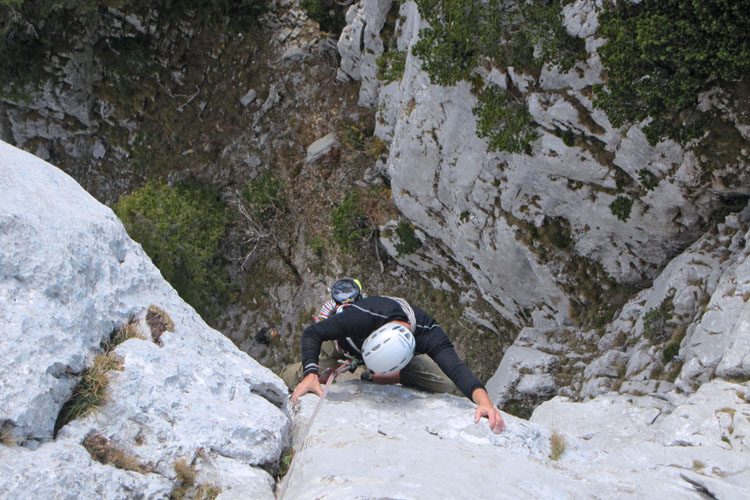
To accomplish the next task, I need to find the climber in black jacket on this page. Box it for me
[290,294,505,433]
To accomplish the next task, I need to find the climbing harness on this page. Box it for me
[275,356,360,500]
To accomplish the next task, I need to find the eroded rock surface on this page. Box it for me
[0,141,290,498]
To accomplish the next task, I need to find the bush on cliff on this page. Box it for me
[595,0,750,145]
[413,0,583,153]
[114,179,231,321]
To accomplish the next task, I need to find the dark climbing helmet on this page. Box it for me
[331,278,363,304]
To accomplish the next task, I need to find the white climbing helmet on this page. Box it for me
[361,321,415,375]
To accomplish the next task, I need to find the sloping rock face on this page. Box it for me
[367,0,750,328]
[0,141,289,498]
[282,379,750,499]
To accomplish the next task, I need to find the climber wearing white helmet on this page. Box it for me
[283,278,459,394]
[287,288,505,434]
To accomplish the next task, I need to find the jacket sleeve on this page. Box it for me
[420,326,485,399]
[300,316,348,376]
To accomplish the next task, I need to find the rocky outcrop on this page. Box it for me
[337,0,393,107]
[0,141,289,498]
[282,379,750,498]
[368,0,749,330]
[485,205,750,409]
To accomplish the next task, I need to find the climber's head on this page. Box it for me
[361,321,415,375]
[331,277,363,305]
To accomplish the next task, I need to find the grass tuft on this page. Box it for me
[1,424,16,447]
[172,458,221,500]
[110,318,143,347]
[550,429,566,461]
[83,432,144,472]
[55,353,123,431]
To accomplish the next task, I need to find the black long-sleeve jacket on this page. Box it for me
[300,296,485,399]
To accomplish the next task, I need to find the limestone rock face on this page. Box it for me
[0,440,173,499]
[282,379,750,498]
[337,0,393,108]
[0,141,289,498]
[363,1,749,330]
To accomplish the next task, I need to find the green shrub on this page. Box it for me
[595,0,750,145]
[473,84,538,154]
[394,221,422,256]
[609,195,633,222]
[114,179,230,321]
[341,122,375,150]
[643,295,674,344]
[242,171,285,222]
[638,169,659,191]
[330,192,370,254]
[301,0,346,35]
[376,49,407,84]
[309,236,325,258]
[413,0,585,88]
[413,0,481,86]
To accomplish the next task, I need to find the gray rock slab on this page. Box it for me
[0,439,172,499]
[280,380,750,499]
[305,133,337,163]
[240,89,257,106]
[60,338,289,476]
[0,141,290,497]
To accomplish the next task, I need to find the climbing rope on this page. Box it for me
[275,358,359,500]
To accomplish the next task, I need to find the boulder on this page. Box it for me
[305,133,337,163]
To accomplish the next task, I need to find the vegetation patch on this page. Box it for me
[638,169,659,191]
[549,429,566,461]
[114,179,231,322]
[643,294,675,344]
[662,325,686,363]
[55,352,123,432]
[0,0,268,100]
[413,0,584,87]
[301,0,347,35]
[330,192,371,254]
[473,84,538,154]
[377,49,407,84]
[146,306,175,345]
[394,221,422,257]
[341,121,375,151]
[609,195,633,222]
[242,171,286,222]
[594,0,750,145]
[172,458,221,500]
[83,432,145,473]
[412,0,585,154]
